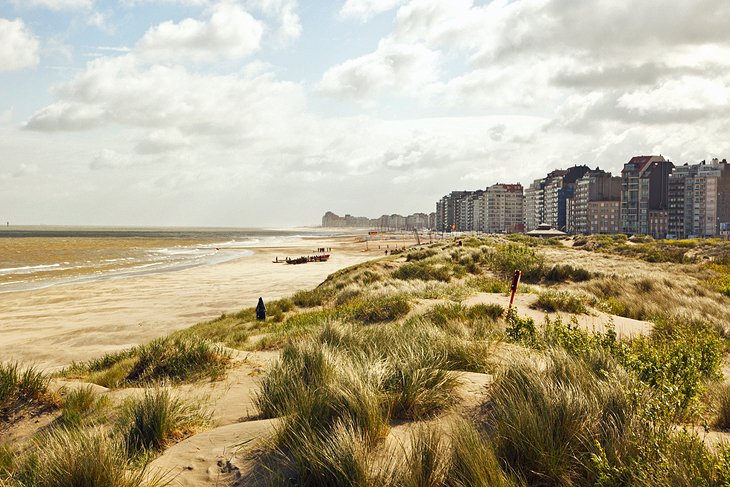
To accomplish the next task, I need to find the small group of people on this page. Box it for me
[316,247,332,253]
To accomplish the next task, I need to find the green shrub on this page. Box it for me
[486,244,544,282]
[406,249,439,261]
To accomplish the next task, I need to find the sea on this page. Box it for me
[0,226,344,293]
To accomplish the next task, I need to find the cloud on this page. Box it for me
[0,19,40,72]
[318,38,439,99]
[339,0,406,21]
[246,0,301,44]
[11,0,93,9]
[137,2,264,62]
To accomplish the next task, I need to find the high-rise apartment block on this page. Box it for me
[485,183,524,233]
[620,155,674,237]
[567,169,622,235]
[668,159,730,238]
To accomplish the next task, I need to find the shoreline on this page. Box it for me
[0,234,388,371]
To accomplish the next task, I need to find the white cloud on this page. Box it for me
[318,38,440,99]
[0,18,40,72]
[11,0,93,10]
[339,0,406,21]
[246,0,301,45]
[137,2,264,62]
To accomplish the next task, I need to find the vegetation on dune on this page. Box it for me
[5,428,169,487]
[533,289,593,314]
[63,336,231,388]
[9,235,730,487]
[60,385,108,427]
[120,388,206,456]
[0,363,56,421]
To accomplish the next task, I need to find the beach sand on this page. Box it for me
[0,235,385,371]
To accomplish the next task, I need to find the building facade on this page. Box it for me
[568,169,621,235]
[668,159,730,238]
[621,155,674,237]
[485,183,524,233]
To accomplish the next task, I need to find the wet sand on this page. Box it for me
[0,235,381,371]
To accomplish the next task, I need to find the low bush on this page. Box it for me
[486,244,544,282]
[406,248,439,261]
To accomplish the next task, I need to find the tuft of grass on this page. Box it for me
[393,260,452,282]
[533,289,591,314]
[448,420,516,487]
[65,336,231,388]
[0,362,54,419]
[60,385,108,427]
[351,294,411,324]
[480,350,640,486]
[292,286,334,308]
[397,425,450,487]
[544,264,593,283]
[120,388,206,456]
[15,428,169,487]
[272,418,376,487]
[714,383,730,430]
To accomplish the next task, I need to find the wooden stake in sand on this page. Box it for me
[508,270,522,311]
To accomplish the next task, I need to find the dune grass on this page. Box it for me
[60,385,109,427]
[64,336,231,388]
[533,289,592,314]
[9,428,169,487]
[0,363,55,420]
[120,388,206,456]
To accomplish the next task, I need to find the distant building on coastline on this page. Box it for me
[620,155,674,237]
[668,159,730,238]
[567,169,622,235]
[321,211,433,230]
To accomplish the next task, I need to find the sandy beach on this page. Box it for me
[0,235,386,371]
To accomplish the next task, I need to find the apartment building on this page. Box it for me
[668,159,730,238]
[485,183,524,233]
[542,166,591,231]
[621,155,674,237]
[524,179,545,231]
[567,169,621,235]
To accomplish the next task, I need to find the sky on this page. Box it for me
[1,0,730,227]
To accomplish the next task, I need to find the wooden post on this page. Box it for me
[508,270,522,311]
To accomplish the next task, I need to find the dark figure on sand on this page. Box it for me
[256,297,266,321]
